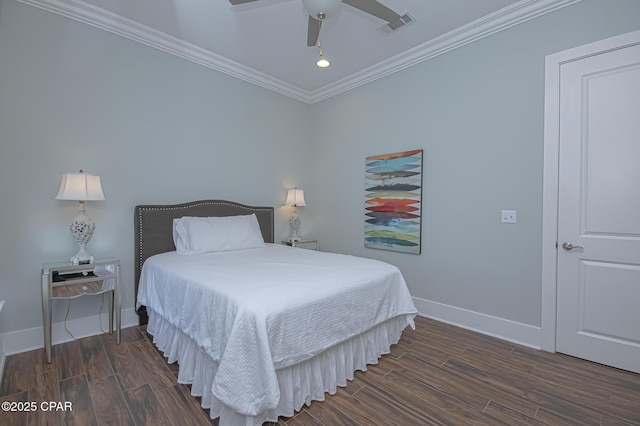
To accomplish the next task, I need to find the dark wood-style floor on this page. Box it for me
[1,316,639,425]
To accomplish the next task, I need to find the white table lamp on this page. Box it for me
[285,188,306,243]
[55,170,105,264]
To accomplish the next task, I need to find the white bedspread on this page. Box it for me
[137,243,417,417]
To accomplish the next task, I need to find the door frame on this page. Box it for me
[541,29,640,352]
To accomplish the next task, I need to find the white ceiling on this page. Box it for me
[20,0,578,102]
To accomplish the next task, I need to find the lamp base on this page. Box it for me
[289,212,302,243]
[70,245,95,265]
[69,206,96,265]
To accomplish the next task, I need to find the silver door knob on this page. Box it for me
[562,242,584,250]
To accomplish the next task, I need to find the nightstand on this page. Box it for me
[281,240,319,250]
[41,257,121,363]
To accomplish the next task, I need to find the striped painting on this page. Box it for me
[365,149,423,254]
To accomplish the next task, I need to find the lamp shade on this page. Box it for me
[55,171,105,201]
[285,188,306,207]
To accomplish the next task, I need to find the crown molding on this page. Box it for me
[311,0,582,103]
[17,0,580,104]
[16,0,314,103]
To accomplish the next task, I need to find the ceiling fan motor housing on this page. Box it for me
[302,0,341,20]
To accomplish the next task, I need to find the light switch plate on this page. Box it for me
[501,210,516,223]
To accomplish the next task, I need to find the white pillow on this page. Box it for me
[173,214,265,254]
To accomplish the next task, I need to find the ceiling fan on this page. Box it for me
[229,0,402,47]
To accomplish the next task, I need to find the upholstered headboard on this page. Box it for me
[134,200,274,324]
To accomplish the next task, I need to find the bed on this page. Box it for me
[134,200,418,425]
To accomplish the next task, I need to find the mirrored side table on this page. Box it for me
[41,257,121,363]
[281,240,318,250]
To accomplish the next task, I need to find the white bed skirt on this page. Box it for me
[146,309,415,426]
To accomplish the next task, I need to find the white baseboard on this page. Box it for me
[0,300,5,384]
[0,307,139,357]
[0,330,4,386]
[413,296,542,349]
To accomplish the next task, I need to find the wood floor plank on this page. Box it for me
[31,347,57,376]
[421,317,517,354]
[362,353,406,377]
[284,410,324,426]
[303,399,362,426]
[395,324,419,345]
[514,377,607,424]
[441,357,557,418]
[362,367,497,426]
[348,384,437,425]
[59,374,98,426]
[534,405,602,426]
[151,350,180,376]
[116,326,146,344]
[424,355,538,417]
[394,352,491,411]
[128,340,177,392]
[0,350,37,396]
[445,354,602,426]
[0,391,29,426]
[393,337,451,365]
[79,336,112,382]
[28,369,62,426]
[2,319,639,425]
[339,375,366,396]
[53,340,85,381]
[494,355,631,425]
[483,400,548,426]
[410,328,470,356]
[526,387,604,426]
[444,349,544,405]
[123,384,172,426]
[601,415,636,426]
[527,362,640,422]
[313,388,393,425]
[101,337,147,392]
[609,392,640,423]
[461,345,538,373]
[533,355,640,399]
[153,384,214,426]
[88,375,134,425]
[178,383,214,419]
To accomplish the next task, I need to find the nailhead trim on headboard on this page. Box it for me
[133,200,275,324]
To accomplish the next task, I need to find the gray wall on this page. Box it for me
[307,0,640,327]
[1,0,640,336]
[0,0,312,331]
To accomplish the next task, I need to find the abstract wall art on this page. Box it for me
[365,149,423,254]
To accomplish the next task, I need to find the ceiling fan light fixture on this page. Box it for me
[316,57,330,68]
[316,41,330,68]
[302,0,341,20]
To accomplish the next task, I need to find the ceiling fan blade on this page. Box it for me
[342,0,401,23]
[307,16,322,47]
[229,0,259,5]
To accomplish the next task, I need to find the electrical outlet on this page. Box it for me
[501,210,516,223]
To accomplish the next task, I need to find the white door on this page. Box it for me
[555,37,640,373]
